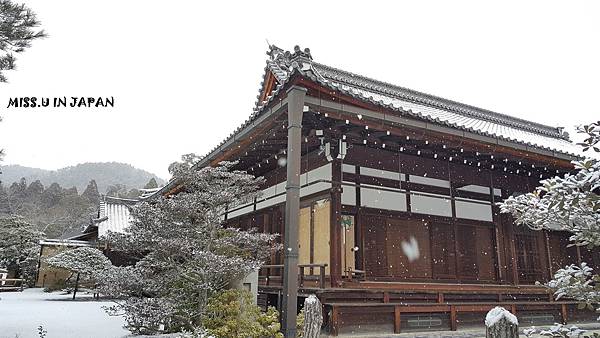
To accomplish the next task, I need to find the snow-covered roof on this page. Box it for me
[146,45,582,200]
[257,45,579,157]
[39,239,93,247]
[139,187,161,199]
[96,196,136,237]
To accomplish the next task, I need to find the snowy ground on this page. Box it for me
[0,288,130,338]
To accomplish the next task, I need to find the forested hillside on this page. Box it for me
[0,162,165,194]
[0,162,164,238]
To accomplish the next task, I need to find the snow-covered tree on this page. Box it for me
[101,154,280,334]
[0,215,43,284]
[47,246,111,280]
[500,121,600,319]
[47,246,112,298]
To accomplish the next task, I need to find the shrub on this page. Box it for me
[203,289,283,338]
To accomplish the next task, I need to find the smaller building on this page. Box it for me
[69,196,136,242]
[35,239,94,288]
[36,196,135,288]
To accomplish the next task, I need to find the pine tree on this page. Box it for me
[100,154,280,334]
[25,180,44,198]
[143,178,158,189]
[0,215,43,284]
[0,182,11,214]
[81,179,100,204]
[40,182,63,208]
[0,0,46,82]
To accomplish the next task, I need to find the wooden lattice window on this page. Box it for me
[515,232,543,283]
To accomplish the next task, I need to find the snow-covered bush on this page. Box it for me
[0,215,43,285]
[523,323,586,337]
[47,246,111,279]
[100,155,280,334]
[46,246,112,295]
[500,121,600,317]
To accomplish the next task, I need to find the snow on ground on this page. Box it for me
[0,288,129,338]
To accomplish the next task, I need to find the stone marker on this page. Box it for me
[485,306,519,338]
[303,295,323,338]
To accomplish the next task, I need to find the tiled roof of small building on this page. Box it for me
[96,196,136,237]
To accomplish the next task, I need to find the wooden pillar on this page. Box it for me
[331,306,339,336]
[545,231,554,280]
[490,170,506,283]
[281,85,307,338]
[330,159,343,287]
[450,305,457,331]
[394,306,401,333]
[561,304,568,324]
[505,219,520,285]
[354,165,364,271]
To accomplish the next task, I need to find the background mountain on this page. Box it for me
[0,162,165,239]
[0,162,165,194]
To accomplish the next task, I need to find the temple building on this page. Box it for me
[154,45,593,335]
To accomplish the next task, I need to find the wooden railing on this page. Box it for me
[0,278,25,292]
[260,263,328,289]
[299,264,327,289]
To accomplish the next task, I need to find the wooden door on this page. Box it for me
[364,215,388,277]
[431,222,456,279]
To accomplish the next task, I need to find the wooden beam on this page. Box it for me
[297,79,574,170]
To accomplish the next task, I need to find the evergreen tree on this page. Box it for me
[0,182,11,214]
[25,179,44,198]
[143,178,158,189]
[0,0,46,82]
[81,179,100,204]
[100,155,280,334]
[0,215,43,284]
[8,177,26,197]
[41,182,63,208]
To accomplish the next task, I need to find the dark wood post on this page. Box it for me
[330,159,343,287]
[72,272,80,300]
[281,85,307,338]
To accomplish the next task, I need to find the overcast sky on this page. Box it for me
[0,1,598,179]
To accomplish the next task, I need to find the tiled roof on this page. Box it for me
[256,45,580,157]
[97,196,136,237]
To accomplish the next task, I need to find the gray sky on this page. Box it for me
[0,1,598,179]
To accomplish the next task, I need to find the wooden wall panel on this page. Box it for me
[431,223,456,278]
[475,226,496,281]
[456,225,478,278]
[365,218,432,279]
[548,231,578,272]
[314,200,331,274]
[364,215,388,277]
[299,206,311,266]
